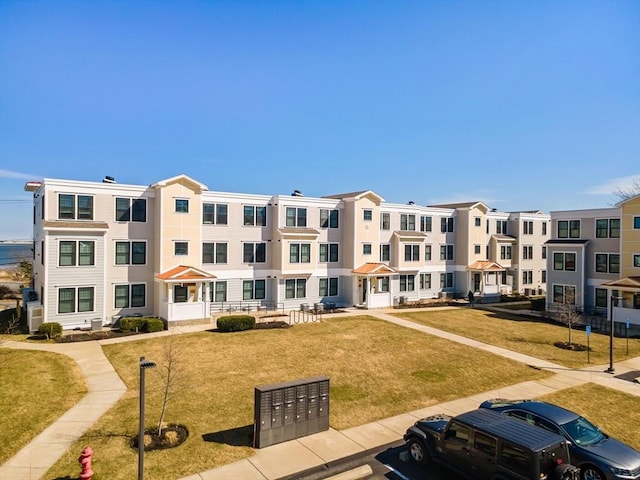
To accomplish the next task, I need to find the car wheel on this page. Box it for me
[407,438,430,465]
[554,463,580,480]
[581,465,604,480]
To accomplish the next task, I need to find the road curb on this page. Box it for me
[324,465,373,480]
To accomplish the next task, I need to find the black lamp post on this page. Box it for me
[605,296,622,374]
[138,356,157,480]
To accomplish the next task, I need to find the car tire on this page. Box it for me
[554,463,580,480]
[581,465,605,480]
[407,438,430,465]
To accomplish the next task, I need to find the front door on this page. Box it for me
[362,278,367,303]
[473,273,481,293]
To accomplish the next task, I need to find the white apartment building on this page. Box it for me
[24,174,550,330]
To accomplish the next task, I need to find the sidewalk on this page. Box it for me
[1,308,639,480]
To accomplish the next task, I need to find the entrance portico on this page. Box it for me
[156,265,217,323]
[352,262,397,309]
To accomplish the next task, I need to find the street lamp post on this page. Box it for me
[606,296,622,374]
[138,356,157,480]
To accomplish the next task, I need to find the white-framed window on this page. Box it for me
[58,193,93,220]
[522,245,533,260]
[203,242,228,264]
[175,198,189,213]
[440,244,454,260]
[209,281,228,302]
[399,274,415,291]
[474,217,481,227]
[404,244,420,261]
[400,214,416,231]
[114,283,146,308]
[243,279,266,300]
[595,253,620,274]
[243,242,266,263]
[496,220,508,234]
[420,215,432,232]
[500,245,512,260]
[380,244,390,262]
[59,240,95,266]
[522,270,533,285]
[634,216,640,229]
[174,241,189,256]
[441,217,454,233]
[363,243,372,255]
[541,270,546,283]
[363,209,373,221]
[203,203,228,225]
[58,286,94,314]
[319,277,338,297]
[634,254,640,268]
[542,246,547,259]
[376,276,389,292]
[595,218,620,238]
[474,244,481,255]
[319,243,339,262]
[523,221,533,234]
[286,207,307,227]
[425,244,432,261]
[440,272,454,288]
[553,252,576,271]
[289,243,311,263]
[595,288,607,308]
[558,220,580,238]
[285,278,306,299]
[115,197,146,222]
[381,212,390,230]
[243,205,267,226]
[115,241,146,265]
[542,222,548,235]
[553,284,575,304]
[320,209,339,228]
[420,273,431,289]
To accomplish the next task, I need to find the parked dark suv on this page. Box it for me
[404,408,580,480]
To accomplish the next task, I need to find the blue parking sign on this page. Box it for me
[586,326,591,335]
[626,320,630,329]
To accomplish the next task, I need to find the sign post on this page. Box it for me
[585,325,591,364]
[626,321,630,356]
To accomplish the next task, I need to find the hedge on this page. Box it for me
[120,317,164,333]
[38,322,62,339]
[217,315,256,332]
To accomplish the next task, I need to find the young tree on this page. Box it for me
[557,289,582,349]
[156,335,186,436]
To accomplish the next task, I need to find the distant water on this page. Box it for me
[0,243,33,267]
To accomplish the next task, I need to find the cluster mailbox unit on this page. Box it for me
[253,376,330,448]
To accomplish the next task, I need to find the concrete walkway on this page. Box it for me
[1,307,639,480]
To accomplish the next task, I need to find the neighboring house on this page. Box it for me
[23,174,550,330]
[545,195,640,336]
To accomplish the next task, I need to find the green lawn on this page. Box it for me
[395,308,640,368]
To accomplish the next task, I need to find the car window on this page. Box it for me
[447,421,470,443]
[474,431,497,456]
[506,410,535,426]
[535,417,560,435]
[562,417,605,446]
[499,441,531,476]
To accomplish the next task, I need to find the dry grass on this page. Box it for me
[45,315,550,480]
[542,383,640,450]
[0,349,87,464]
[395,308,640,368]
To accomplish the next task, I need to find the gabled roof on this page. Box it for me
[151,174,208,192]
[600,277,640,288]
[322,190,385,204]
[491,234,516,243]
[156,265,216,281]
[352,262,397,275]
[616,193,640,207]
[428,201,489,213]
[467,260,506,271]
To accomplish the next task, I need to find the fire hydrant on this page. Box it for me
[78,445,93,480]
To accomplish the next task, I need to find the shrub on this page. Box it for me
[217,315,256,332]
[38,322,62,339]
[120,317,164,333]
[143,318,164,332]
[0,285,12,299]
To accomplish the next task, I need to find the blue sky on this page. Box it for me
[1,0,638,241]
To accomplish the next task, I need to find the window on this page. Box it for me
[400,214,416,231]
[115,197,146,222]
[420,273,431,289]
[523,220,533,234]
[553,284,576,304]
[596,218,620,238]
[319,277,338,297]
[243,242,266,263]
[553,252,576,271]
[499,441,530,476]
[175,198,189,213]
[595,253,619,273]
[58,286,94,314]
[425,244,432,261]
[243,205,267,226]
[380,244,390,262]
[558,220,580,238]
[209,281,227,302]
[634,216,640,229]
[203,242,228,264]
[595,288,607,308]
[399,274,415,291]
[474,217,481,227]
[496,220,508,234]
[285,278,306,299]
[447,422,470,442]
[286,207,307,227]
[174,241,188,256]
[115,241,146,265]
[363,209,373,221]
[114,284,146,308]
[203,203,228,225]
[58,194,93,220]
[319,243,339,262]
[441,272,454,288]
[381,212,390,230]
[441,217,454,232]
[174,285,188,303]
[289,243,311,263]
[59,240,95,266]
[404,244,420,261]
[522,245,533,260]
[363,243,372,255]
[522,270,533,285]
[475,432,497,456]
[377,277,389,292]
[500,245,512,260]
[420,215,432,232]
[541,270,546,283]
[440,244,454,260]
[474,244,481,254]
[542,246,547,259]
[634,254,640,268]
[320,209,339,228]
[243,279,266,300]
